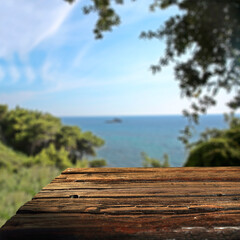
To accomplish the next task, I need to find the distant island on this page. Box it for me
[105,118,122,124]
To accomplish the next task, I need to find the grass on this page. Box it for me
[0,142,60,227]
[0,141,106,227]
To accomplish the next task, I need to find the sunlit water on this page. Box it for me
[61,115,227,167]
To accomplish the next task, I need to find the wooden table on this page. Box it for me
[1,167,240,239]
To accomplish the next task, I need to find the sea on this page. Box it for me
[61,115,227,167]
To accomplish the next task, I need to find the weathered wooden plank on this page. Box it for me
[34,188,240,199]
[18,200,240,214]
[62,167,240,174]
[42,181,240,190]
[19,195,240,206]
[4,211,240,228]
[1,167,240,240]
[55,168,240,183]
[2,212,240,239]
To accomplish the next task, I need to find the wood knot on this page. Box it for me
[70,195,80,198]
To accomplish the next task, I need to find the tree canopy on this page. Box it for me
[66,0,240,120]
[0,104,107,227]
[63,1,240,166]
[145,1,240,117]
[55,125,104,164]
[66,0,240,149]
[185,114,240,166]
[0,105,105,165]
[1,106,61,155]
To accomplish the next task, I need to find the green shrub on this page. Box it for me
[142,152,170,168]
[185,115,240,167]
[74,159,89,168]
[34,143,72,170]
[89,159,107,167]
[185,138,240,167]
[0,142,32,172]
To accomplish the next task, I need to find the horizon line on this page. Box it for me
[58,113,231,118]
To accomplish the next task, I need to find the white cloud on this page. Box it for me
[9,65,20,83]
[73,43,93,68]
[0,0,77,59]
[32,2,75,49]
[25,66,35,84]
[41,60,56,83]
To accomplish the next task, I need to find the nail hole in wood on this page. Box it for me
[70,195,79,198]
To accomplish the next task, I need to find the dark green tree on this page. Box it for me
[0,105,105,163]
[1,106,61,155]
[55,126,82,152]
[143,0,240,115]
[34,143,72,170]
[185,114,240,166]
[0,105,7,123]
[185,138,240,167]
[55,126,105,163]
[0,105,8,141]
[89,158,107,167]
[75,131,105,161]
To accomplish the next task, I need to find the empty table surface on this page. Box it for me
[1,167,240,239]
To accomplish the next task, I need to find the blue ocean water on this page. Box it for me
[61,115,227,167]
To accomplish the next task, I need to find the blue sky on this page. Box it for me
[0,0,233,116]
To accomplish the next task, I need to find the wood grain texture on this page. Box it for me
[1,167,240,239]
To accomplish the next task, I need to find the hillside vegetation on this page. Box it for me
[0,105,106,227]
[0,141,61,226]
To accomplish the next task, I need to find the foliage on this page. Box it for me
[0,105,105,163]
[1,106,61,155]
[143,0,240,146]
[144,1,240,113]
[0,165,60,227]
[65,0,129,39]
[65,0,240,147]
[89,158,107,167]
[74,159,89,168]
[0,139,106,227]
[66,1,240,113]
[146,0,240,146]
[185,115,240,166]
[76,131,105,159]
[55,126,82,151]
[34,143,72,170]
[0,104,8,121]
[185,138,240,167]
[0,141,60,227]
[0,105,107,227]
[142,152,170,167]
[0,141,32,172]
[0,104,8,141]
[55,126,105,164]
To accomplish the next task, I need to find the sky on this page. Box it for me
[0,0,234,116]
